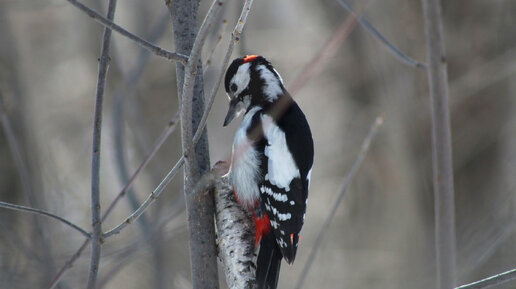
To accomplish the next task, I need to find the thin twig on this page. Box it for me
[421,0,456,288]
[289,12,358,96]
[192,0,254,147]
[455,268,516,289]
[45,119,178,289]
[46,241,90,289]
[102,156,185,238]
[104,113,179,219]
[336,0,426,69]
[172,1,227,286]
[180,0,227,160]
[46,114,180,289]
[63,0,188,64]
[110,11,170,227]
[203,19,228,73]
[102,0,254,253]
[0,201,90,238]
[87,0,116,287]
[295,116,384,289]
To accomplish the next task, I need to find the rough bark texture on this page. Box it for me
[213,162,256,289]
[168,0,218,287]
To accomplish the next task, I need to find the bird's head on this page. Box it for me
[223,55,285,126]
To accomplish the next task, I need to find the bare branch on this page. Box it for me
[104,112,179,219]
[336,0,425,69]
[203,19,228,73]
[181,0,227,159]
[168,0,229,287]
[289,14,358,96]
[110,11,170,224]
[192,0,254,147]
[295,116,384,289]
[214,161,256,289]
[421,0,456,288]
[87,0,116,287]
[46,241,90,289]
[63,0,188,64]
[100,0,254,235]
[455,268,516,289]
[0,201,90,238]
[46,114,179,289]
[102,156,185,238]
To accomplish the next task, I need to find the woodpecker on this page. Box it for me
[223,55,314,289]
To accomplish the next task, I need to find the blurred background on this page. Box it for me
[1,0,515,288]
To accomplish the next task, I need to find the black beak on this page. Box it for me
[223,98,238,127]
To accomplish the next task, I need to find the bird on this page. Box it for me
[223,55,314,289]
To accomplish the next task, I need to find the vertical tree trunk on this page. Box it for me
[421,0,457,288]
[168,1,218,287]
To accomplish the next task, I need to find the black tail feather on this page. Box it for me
[256,233,283,289]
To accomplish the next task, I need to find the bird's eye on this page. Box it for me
[230,83,237,92]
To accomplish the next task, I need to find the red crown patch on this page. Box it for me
[243,55,259,63]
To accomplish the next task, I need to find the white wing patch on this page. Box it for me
[257,65,282,102]
[261,114,300,192]
[230,63,251,96]
[229,107,262,208]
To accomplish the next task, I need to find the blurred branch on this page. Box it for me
[421,0,456,288]
[289,13,358,96]
[87,0,117,287]
[0,92,34,206]
[63,0,188,64]
[0,201,90,238]
[295,116,384,289]
[109,13,171,289]
[336,0,426,69]
[46,242,90,289]
[98,220,186,289]
[46,113,180,289]
[455,268,516,289]
[110,10,170,228]
[102,156,185,238]
[104,113,179,219]
[203,19,228,73]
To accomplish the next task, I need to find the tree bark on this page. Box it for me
[168,1,218,288]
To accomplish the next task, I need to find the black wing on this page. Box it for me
[258,101,314,264]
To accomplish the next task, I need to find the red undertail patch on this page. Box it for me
[253,214,271,248]
[243,55,259,63]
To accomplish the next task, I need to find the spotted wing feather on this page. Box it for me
[258,101,314,264]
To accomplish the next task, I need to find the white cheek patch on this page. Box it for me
[261,114,300,191]
[257,65,282,102]
[230,63,251,96]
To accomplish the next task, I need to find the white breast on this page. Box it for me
[229,107,262,209]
